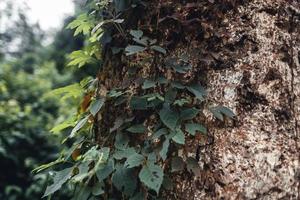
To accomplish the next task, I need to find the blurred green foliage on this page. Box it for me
[0,1,87,199]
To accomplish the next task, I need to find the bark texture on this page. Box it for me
[193,0,300,199]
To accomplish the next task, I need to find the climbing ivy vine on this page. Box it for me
[37,1,235,199]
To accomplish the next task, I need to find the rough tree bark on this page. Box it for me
[96,0,300,199]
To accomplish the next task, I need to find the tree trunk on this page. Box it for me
[96,0,300,199]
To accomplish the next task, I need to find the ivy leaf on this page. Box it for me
[96,159,114,181]
[92,182,104,196]
[130,30,143,39]
[70,116,89,138]
[125,153,145,168]
[164,88,177,103]
[139,164,164,194]
[114,132,129,150]
[186,157,201,177]
[159,105,179,130]
[42,167,74,197]
[185,123,207,136]
[171,157,185,172]
[130,96,148,110]
[127,124,146,133]
[171,129,185,144]
[210,106,235,121]
[171,82,185,89]
[152,128,168,140]
[180,108,199,121]
[142,79,156,89]
[159,138,169,161]
[125,45,146,56]
[150,45,166,54]
[130,192,146,200]
[90,98,105,116]
[186,84,206,101]
[113,147,136,160]
[112,165,137,196]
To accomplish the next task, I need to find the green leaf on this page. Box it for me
[210,106,235,121]
[68,50,96,68]
[42,167,74,197]
[159,138,169,161]
[72,162,89,182]
[171,129,185,144]
[113,147,136,160]
[125,45,146,56]
[130,192,145,200]
[164,88,177,103]
[46,83,83,100]
[159,105,179,130]
[114,132,129,150]
[180,108,199,121]
[96,159,114,181]
[152,128,168,140]
[150,45,166,54]
[67,14,94,36]
[127,124,146,133]
[112,165,137,196]
[90,98,105,116]
[70,116,89,138]
[130,30,143,39]
[186,157,200,176]
[50,118,76,134]
[139,164,164,194]
[125,153,145,168]
[92,182,104,196]
[130,96,148,110]
[186,84,206,101]
[171,157,185,172]
[185,123,207,136]
[142,79,156,89]
[171,82,185,89]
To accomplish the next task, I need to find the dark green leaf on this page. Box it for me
[112,165,137,196]
[70,116,89,138]
[125,45,146,56]
[159,105,179,130]
[139,164,164,194]
[130,96,148,110]
[150,45,166,54]
[42,167,74,197]
[113,147,136,160]
[114,132,129,150]
[159,138,169,161]
[90,98,105,116]
[165,88,177,103]
[180,108,199,121]
[96,159,114,181]
[142,79,156,89]
[171,129,185,144]
[186,157,201,177]
[171,157,185,172]
[92,182,104,196]
[125,153,145,168]
[152,128,168,140]
[130,30,143,39]
[186,84,206,101]
[185,123,207,136]
[127,124,146,133]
